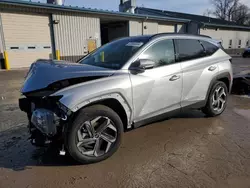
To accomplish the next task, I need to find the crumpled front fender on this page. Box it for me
[51,73,133,128]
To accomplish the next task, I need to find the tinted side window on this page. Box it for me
[175,39,206,62]
[139,39,175,67]
[201,41,219,56]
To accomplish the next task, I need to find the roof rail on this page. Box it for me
[150,33,211,39]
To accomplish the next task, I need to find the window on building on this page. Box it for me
[238,40,242,48]
[229,39,232,49]
[139,39,175,67]
[200,41,219,56]
[246,40,249,47]
[174,39,206,62]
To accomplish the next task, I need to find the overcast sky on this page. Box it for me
[31,0,250,15]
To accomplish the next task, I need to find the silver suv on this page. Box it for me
[19,34,233,164]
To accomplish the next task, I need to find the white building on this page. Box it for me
[133,3,250,55]
[0,0,249,69]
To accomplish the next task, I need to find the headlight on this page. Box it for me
[31,108,60,136]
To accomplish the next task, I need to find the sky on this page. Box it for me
[30,0,250,16]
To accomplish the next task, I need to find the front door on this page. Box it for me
[129,39,182,122]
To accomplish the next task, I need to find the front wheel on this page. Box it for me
[66,105,123,164]
[202,81,228,117]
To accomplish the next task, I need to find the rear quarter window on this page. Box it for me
[201,41,219,56]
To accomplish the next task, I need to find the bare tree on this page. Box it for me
[231,4,250,24]
[210,0,250,25]
[210,0,239,21]
[203,9,213,17]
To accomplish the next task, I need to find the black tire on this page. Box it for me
[66,105,123,164]
[202,81,228,117]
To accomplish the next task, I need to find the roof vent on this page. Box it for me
[119,0,136,13]
[47,0,64,5]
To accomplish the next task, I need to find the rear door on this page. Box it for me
[174,39,219,107]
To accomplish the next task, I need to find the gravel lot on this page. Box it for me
[0,58,250,188]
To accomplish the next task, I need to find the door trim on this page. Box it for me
[133,101,206,128]
[133,108,180,128]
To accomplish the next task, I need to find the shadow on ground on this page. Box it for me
[0,110,206,171]
[0,126,79,171]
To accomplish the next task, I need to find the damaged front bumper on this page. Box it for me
[19,96,71,146]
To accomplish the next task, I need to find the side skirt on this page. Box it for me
[181,101,206,112]
[133,101,206,129]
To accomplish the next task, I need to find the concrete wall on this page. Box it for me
[53,12,101,62]
[129,20,142,36]
[158,24,175,33]
[130,20,182,36]
[142,21,158,35]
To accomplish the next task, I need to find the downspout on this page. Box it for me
[49,14,56,59]
[186,21,191,33]
[174,24,177,33]
[142,16,148,35]
[198,25,200,34]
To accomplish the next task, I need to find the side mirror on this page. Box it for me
[129,59,155,73]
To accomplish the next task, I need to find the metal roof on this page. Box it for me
[136,7,250,30]
[1,0,249,30]
[0,0,190,23]
[202,22,250,30]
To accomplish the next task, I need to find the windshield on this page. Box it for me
[78,37,150,70]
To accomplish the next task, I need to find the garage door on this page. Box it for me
[158,24,175,33]
[1,13,52,68]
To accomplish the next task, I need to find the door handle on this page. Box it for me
[169,75,180,81]
[208,66,217,71]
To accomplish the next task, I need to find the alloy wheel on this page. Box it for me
[211,86,227,112]
[76,116,117,157]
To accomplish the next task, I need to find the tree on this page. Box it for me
[231,4,250,25]
[203,9,213,17]
[210,0,250,25]
[210,0,239,20]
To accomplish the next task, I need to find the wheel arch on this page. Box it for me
[205,72,231,104]
[87,99,129,131]
[71,93,132,129]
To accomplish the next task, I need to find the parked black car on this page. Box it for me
[243,47,250,58]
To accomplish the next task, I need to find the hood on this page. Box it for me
[21,60,115,94]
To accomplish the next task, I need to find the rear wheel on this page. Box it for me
[202,81,228,117]
[66,105,123,164]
